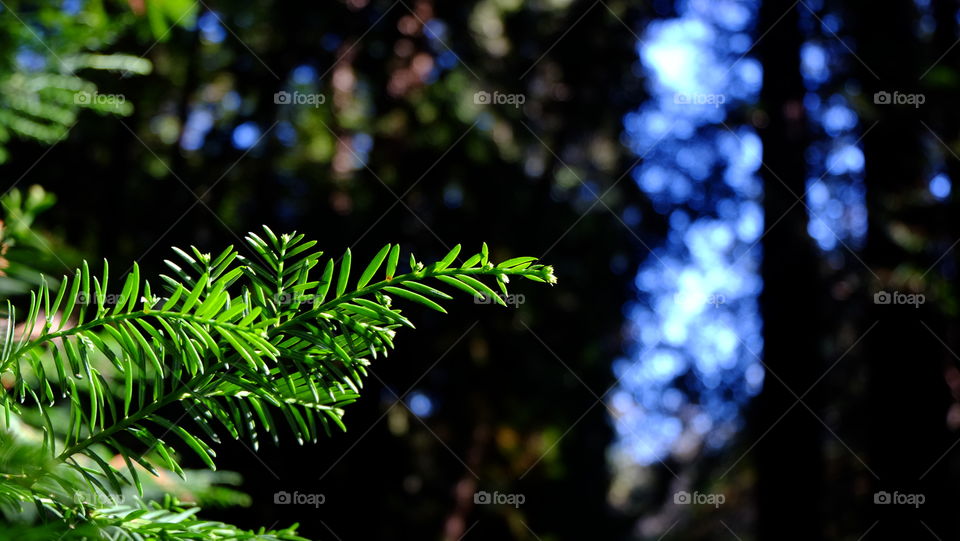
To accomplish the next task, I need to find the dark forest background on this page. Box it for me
[3,0,960,539]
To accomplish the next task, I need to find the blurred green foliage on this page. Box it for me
[0,0,193,162]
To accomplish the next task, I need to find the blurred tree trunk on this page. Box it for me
[752,2,824,539]
[852,0,958,538]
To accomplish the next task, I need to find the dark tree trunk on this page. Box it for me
[752,1,824,539]
[852,0,958,538]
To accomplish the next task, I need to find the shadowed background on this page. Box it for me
[2,0,960,539]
